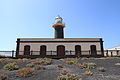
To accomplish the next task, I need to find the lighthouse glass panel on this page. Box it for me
[55,16,63,24]
[55,18,62,23]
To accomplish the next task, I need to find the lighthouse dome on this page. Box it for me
[55,15,63,24]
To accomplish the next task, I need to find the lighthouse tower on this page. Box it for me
[52,15,65,39]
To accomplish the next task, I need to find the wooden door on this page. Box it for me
[24,45,30,55]
[40,45,46,57]
[57,45,65,57]
[75,45,81,56]
[90,45,97,57]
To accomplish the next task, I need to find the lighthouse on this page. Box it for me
[16,15,104,58]
[52,15,65,39]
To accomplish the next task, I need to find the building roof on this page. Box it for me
[18,38,102,42]
[107,45,120,50]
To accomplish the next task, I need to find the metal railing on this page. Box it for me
[0,50,104,58]
[104,50,120,57]
[0,51,16,58]
[1,50,120,58]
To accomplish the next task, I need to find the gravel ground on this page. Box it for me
[0,58,120,80]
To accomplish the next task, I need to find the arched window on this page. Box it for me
[57,45,65,57]
[24,45,30,55]
[90,45,97,57]
[75,45,81,56]
[40,45,46,56]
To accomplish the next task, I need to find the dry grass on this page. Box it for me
[57,68,80,80]
[0,58,30,64]
[57,73,80,80]
[31,58,53,65]
[57,64,64,68]
[34,65,46,70]
[115,63,120,66]
[0,74,9,80]
[76,62,96,69]
[0,69,8,72]
[15,68,36,77]
[81,57,120,60]
[97,67,106,72]
[60,69,69,75]
[26,63,34,68]
[61,58,79,65]
[84,71,93,76]
[3,62,19,71]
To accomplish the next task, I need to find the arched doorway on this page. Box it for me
[40,45,46,57]
[57,45,65,57]
[24,45,30,55]
[75,45,81,57]
[90,45,97,57]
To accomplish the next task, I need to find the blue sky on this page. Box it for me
[0,0,120,50]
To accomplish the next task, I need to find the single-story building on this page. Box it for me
[16,16,104,58]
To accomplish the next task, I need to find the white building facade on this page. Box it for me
[104,46,120,57]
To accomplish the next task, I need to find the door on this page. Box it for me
[24,45,30,55]
[40,45,46,57]
[75,45,81,57]
[90,45,97,57]
[57,45,65,57]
